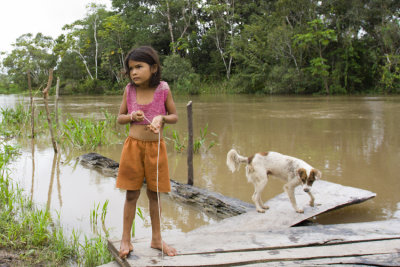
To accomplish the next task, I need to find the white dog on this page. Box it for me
[226,149,321,213]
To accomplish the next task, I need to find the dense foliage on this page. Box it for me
[0,0,399,94]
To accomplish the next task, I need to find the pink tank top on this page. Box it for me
[126,81,169,125]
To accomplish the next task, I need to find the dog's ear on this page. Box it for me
[298,168,307,181]
[310,169,321,180]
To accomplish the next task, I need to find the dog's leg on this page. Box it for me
[251,189,264,213]
[251,171,269,213]
[252,183,268,213]
[284,182,303,213]
[256,180,270,211]
[307,191,315,207]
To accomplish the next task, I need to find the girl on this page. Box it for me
[116,46,178,258]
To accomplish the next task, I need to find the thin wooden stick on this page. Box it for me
[43,69,58,153]
[27,70,35,138]
[187,101,194,185]
[55,77,60,127]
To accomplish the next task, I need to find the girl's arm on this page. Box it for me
[163,89,178,124]
[117,88,131,125]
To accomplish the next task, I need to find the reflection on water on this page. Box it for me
[2,94,400,239]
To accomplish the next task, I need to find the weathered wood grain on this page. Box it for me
[191,179,376,234]
[109,220,400,256]
[118,235,400,266]
[131,219,400,255]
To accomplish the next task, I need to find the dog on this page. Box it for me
[226,149,321,213]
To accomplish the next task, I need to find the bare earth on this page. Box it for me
[0,249,23,267]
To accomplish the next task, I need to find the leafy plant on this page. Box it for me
[131,207,145,238]
[165,124,218,153]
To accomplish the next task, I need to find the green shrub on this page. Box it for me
[162,54,195,83]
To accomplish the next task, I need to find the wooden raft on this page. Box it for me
[107,220,400,266]
[104,180,398,267]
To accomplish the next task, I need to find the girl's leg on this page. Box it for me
[146,188,177,256]
[119,190,140,258]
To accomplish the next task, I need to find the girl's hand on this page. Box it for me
[131,110,144,122]
[147,115,164,134]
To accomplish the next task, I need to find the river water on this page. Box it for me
[2,94,400,241]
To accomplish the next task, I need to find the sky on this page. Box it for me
[0,0,112,54]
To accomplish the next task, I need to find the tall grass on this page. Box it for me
[165,124,218,153]
[0,142,76,265]
[0,142,114,266]
[0,103,120,150]
[61,116,110,149]
[1,103,219,154]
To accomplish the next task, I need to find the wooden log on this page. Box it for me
[78,152,253,218]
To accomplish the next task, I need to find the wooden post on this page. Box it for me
[30,138,35,202]
[187,101,193,185]
[27,70,35,138]
[43,69,58,153]
[55,77,60,127]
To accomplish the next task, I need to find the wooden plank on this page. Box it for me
[107,240,131,267]
[122,238,400,266]
[119,219,400,256]
[101,253,400,267]
[191,180,376,234]
[107,180,379,266]
[243,253,400,267]
[79,153,254,218]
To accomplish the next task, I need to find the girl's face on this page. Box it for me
[128,60,157,88]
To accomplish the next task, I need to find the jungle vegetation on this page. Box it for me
[0,0,399,95]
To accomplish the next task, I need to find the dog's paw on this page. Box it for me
[296,209,304,214]
[257,209,266,213]
[262,205,269,210]
[309,201,315,207]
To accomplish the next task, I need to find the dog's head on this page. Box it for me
[298,168,321,192]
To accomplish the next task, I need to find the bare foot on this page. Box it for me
[119,241,134,259]
[151,240,177,256]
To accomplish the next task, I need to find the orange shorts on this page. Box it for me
[116,137,171,192]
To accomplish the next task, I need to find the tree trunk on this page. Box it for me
[94,15,99,79]
[43,69,58,153]
[166,0,176,54]
[74,49,94,80]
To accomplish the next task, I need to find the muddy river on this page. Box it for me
[2,94,400,241]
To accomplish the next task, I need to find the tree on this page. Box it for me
[98,14,130,82]
[293,19,337,94]
[203,0,238,79]
[57,4,109,81]
[2,33,56,89]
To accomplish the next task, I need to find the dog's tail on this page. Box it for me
[226,149,248,173]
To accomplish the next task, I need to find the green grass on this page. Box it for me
[0,103,218,155]
[165,124,218,153]
[0,141,115,266]
[0,103,120,150]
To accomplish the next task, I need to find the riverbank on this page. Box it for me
[0,142,113,266]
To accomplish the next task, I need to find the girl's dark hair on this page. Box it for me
[124,46,161,87]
